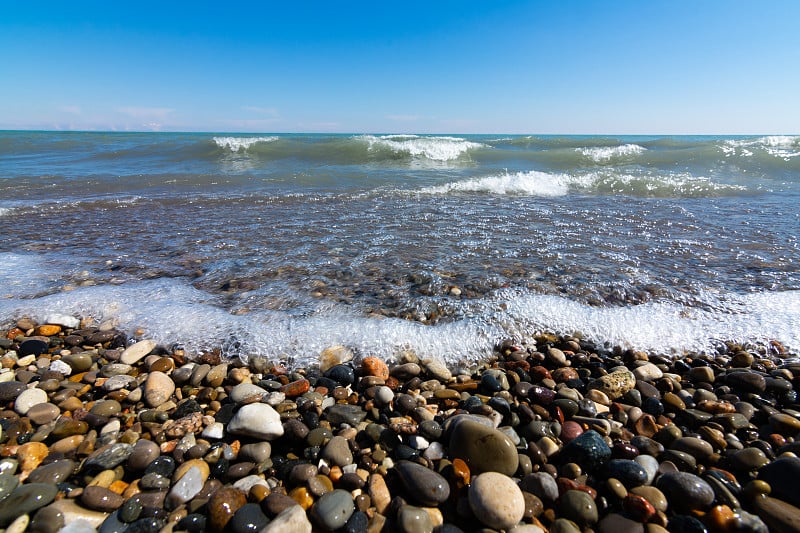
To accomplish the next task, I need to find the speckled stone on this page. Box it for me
[448,418,519,475]
[560,430,612,473]
[469,472,525,530]
[605,459,648,489]
[587,370,636,400]
[0,381,26,403]
[311,489,354,532]
[395,460,450,506]
[655,471,714,513]
[83,443,133,471]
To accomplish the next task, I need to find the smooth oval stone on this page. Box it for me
[28,503,66,533]
[520,472,559,504]
[26,402,60,425]
[90,399,122,417]
[605,459,648,489]
[321,435,353,467]
[208,486,247,532]
[143,371,175,407]
[559,490,599,527]
[448,418,519,475]
[98,510,128,533]
[634,454,659,485]
[176,513,207,532]
[27,459,76,484]
[395,460,450,506]
[656,471,714,513]
[81,485,124,512]
[312,489,354,531]
[726,371,766,393]
[127,439,161,471]
[14,387,49,415]
[671,436,715,461]
[18,339,49,357]
[0,483,58,526]
[229,383,267,404]
[560,430,611,473]
[397,505,433,533]
[0,473,19,501]
[731,447,769,470]
[227,503,269,533]
[630,486,668,513]
[758,456,800,507]
[144,455,176,478]
[0,381,26,403]
[120,339,156,365]
[750,495,800,533]
[469,471,525,530]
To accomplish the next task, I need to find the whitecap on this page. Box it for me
[213,136,279,152]
[576,143,646,163]
[358,134,485,161]
[418,170,569,196]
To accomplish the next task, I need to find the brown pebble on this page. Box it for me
[80,485,124,511]
[208,486,247,532]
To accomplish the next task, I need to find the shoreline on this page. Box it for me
[1,314,799,532]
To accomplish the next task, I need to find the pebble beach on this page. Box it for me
[1,314,799,533]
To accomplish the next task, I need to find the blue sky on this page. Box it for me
[2,1,799,134]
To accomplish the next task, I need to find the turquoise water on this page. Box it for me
[1,132,798,364]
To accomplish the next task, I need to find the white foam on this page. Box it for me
[359,134,485,161]
[213,136,279,152]
[578,170,747,196]
[499,289,800,355]
[419,170,570,196]
[0,207,12,217]
[722,136,800,159]
[577,144,646,163]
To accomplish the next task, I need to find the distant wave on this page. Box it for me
[418,169,747,198]
[721,135,800,160]
[576,143,646,163]
[358,134,486,161]
[213,136,279,152]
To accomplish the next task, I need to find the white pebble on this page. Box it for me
[49,359,73,376]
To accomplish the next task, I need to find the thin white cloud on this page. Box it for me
[116,107,175,119]
[242,106,279,116]
[386,114,422,122]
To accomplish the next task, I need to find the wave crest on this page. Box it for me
[213,136,279,152]
[419,171,569,196]
[576,143,646,163]
[721,136,800,160]
[358,134,485,161]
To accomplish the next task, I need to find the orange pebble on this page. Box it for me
[361,357,390,380]
[705,504,736,532]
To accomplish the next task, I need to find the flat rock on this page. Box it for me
[469,472,525,530]
[227,403,284,440]
[324,404,367,427]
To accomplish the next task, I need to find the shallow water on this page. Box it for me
[1,132,798,364]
